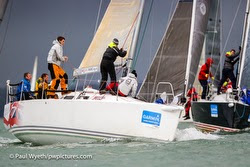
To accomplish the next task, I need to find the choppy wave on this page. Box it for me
[175,127,222,141]
[0,137,21,147]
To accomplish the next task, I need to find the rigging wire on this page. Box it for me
[0,0,13,58]
[132,0,154,70]
[87,0,103,87]
[94,0,103,36]
[206,0,220,92]
[121,12,140,49]
[214,0,242,78]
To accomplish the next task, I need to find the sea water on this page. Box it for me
[0,119,249,167]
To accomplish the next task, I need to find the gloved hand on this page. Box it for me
[205,74,209,78]
[239,46,242,51]
[223,81,228,87]
[211,77,215,80]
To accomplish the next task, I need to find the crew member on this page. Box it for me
[217,47,241,94]
[47,36,69,97]
[198,58,214,99]
[99,38,127,94]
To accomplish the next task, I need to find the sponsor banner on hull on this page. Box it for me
[210,104,218,117]
[141,110,161,126]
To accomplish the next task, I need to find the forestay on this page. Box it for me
[73,0,141,76]
[204,0,221,86]
[138,0,210,102]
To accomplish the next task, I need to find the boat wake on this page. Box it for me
[0,137,21,147]
[175,127,222,141]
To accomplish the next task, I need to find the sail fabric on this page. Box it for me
[205,0,220,87]
[137,0,210,102]
[186,0,211,92]
[74,0,141,76]
[241,51,250,88]
[240,24,250,88]
[0,0,8,22]
[137,1,193,102]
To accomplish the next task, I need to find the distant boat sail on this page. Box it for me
[0,0,8,23]
[138,0,211,102]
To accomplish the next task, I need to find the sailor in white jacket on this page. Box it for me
[118,70,138,98]
[47,36,68,97]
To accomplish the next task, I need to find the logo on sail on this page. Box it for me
[210,104,218,117]
[200,2,206,15]
[141,110,161,126]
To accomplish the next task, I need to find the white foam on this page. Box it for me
[0,137,20,144]
[175,127,222,141]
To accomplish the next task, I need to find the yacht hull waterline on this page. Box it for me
[3,92,183,145]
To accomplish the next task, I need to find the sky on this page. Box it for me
[0,0,247,112]
[0,0,246,86]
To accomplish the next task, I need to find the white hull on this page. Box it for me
[3,91,183,145]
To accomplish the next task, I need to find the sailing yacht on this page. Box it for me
[138,0,211,125]
[191,0,250,132]
[3,0,183,145]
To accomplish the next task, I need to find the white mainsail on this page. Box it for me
[73,0,141,76]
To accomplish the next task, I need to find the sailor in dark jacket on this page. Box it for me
[217,46,241,94]
[99,38,127,93]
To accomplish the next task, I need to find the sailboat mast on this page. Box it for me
[184,0,197,96]
[31,56,38,91]
[126,0,145,73]
[237,0,250,88]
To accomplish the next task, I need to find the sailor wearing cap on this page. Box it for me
[99,38,127,94]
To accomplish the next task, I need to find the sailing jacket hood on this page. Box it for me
[47,40,66,66]
[198,59,213,80]
[118,73,138,97]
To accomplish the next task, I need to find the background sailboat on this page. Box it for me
[137,0,211,103]
[192,0,250,132]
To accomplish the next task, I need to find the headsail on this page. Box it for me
[238,0,250,89]
[185,0,211,94]
[73,0,141,76]
[0,0,8,23]
[137,0,210,102]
